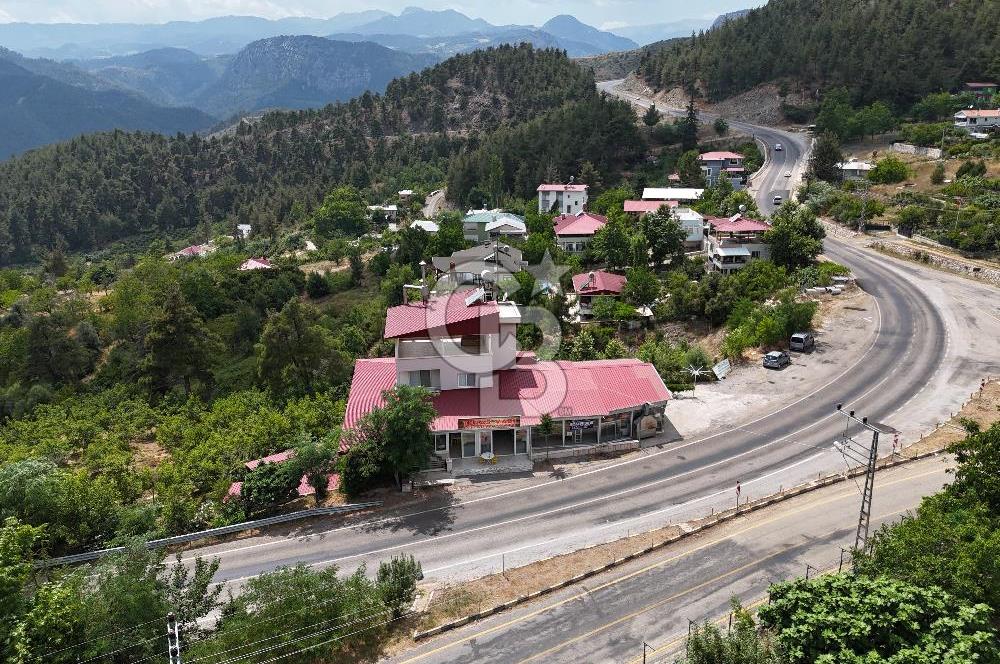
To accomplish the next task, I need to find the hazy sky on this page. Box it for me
[0,1,752,29]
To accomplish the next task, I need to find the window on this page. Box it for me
[751,250,760,258]
[459,373,477,387]
[408,369,439,389]
[434,434,448,453]
[479,431,492,455]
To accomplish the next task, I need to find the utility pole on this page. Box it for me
[857,181,870,235]
[167,613,182,664]
[835,404,881,551]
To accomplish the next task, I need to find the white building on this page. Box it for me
[703,214,771,274]
[674,208,706,249]
[642,187,705,202]
[537,183,589,214]
[410,219,440,233]
[837,159,874,181]
[954,109,1000,132]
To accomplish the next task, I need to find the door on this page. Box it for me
[461,431,477,458]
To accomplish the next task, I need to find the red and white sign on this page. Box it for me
[459,416,520,430]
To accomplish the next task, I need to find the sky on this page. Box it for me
[0,0,752,30]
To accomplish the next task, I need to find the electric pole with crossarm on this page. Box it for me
[835,404,881,551]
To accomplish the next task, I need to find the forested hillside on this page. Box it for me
[0,45,637,265]
[637,0,1000,107]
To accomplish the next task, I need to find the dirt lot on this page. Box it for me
[667,284,876,439]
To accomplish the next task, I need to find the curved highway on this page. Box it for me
[183,87,957,595]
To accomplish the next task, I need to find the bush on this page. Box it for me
[305,271,331,298]
[956,159,987,179]
[867,156,910,184]
[930,161,945,185]
[377,555,422,618]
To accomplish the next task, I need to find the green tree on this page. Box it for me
[591,216,634,270]
[590,187,633,216]
[857,101,895,140]
[760,574,999,664]
[642,209,687,266]
[377,555,423,618]
[676,149,705,187]
[601,338,629,359]
[240,461,300,513]
[340,386,435,491]
[930,161,945,185]
[808,132,844,183]
[256,299,348,396]
[713,117,730,136]
[681,98,699,151]
[683,599,785,664]
[568,329,601,360]
[764,205,825,270]
[312,186,369,239]
[623,267,661,308]
[642,104,661,127]
[142,285,221,396]
[868,156,909,184]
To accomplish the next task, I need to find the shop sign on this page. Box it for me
[459,416,520,429]
[569,419,597,431]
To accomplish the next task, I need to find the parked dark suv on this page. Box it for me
[789,332,815,352]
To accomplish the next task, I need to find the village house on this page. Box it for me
[964,82,998,102]
[954,109,1000,132]
[167,243,214,261]
[698,151,747,188]
[623,200,679,216]
[553,211,608,254]
[462,209,528,242]
[838,158,874,181]
[367,204,399,222]
[675,208,707,249]
[431,242,525,287]
[344,288,671,476]
[642,187,705,203]
[703,214,771,274]
[571,269,627,320]
[410,219,439,234]
[537,182,589,214]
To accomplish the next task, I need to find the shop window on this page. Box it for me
[434,434,448,453]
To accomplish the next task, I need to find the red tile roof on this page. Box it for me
[553,212,608,237]
[245,449,295,470]
[623,200,678,214]
[958,109,1000,118]
[383,291,500,339]
[344,358,671,434]
[239,257,274,271]
[706,214,771,233]
[572,270,627,295]
[699,151,744,161]
[538,183,588,192]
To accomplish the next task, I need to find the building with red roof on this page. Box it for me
[954,109,1000,132]
[238,257,275,271]
[703,214,772,274]
[553,212,608,253]
[699,151,747,188]
[571,270,629,320]
[538,181,589,214]
[344,286,671,475]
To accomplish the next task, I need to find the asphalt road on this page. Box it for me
[385,456,952,664]
[179,81,990,611]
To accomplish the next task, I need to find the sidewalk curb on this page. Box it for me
[411,447,944,641]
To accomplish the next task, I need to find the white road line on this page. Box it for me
[185,297,885,567]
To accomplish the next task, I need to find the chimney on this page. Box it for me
[419,260,427,281]
[421,284,429,303]
[587,270,596,289]
[403,286,409,305]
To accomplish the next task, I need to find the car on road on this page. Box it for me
[763,350,791,369]
[774,143,783,151]
[789,332,815,352]
[784,171,792,177]
[773,195,783,204]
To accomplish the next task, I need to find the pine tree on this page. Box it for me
[643,104,661,127]
[681,98,699,152]
[808,132,844,183]
[142,286,221,396]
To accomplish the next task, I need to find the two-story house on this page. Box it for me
[431,242,525,287]
[703,214,772,274]
[344,288,671,475]
[537,183,589,214]
[553,212,608,254]
[954,109,1000,132]
[698,151,747,188]
[571,270,627,320]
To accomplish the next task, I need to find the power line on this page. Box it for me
[38,616,163,659]
[204,607,398,664]
[253,611,414,664]
[183,603,379,664]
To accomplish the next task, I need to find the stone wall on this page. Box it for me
[890,143,942,159]
[868,240,1000,287]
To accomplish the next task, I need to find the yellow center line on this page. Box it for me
[395,466,942,664]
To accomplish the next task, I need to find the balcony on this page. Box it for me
[397,336,490,359]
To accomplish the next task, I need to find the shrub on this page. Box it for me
[377,555,422,618]
[930,161,945,185]
[867,156,910,184]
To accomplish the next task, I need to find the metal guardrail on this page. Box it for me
[36,502,381,568]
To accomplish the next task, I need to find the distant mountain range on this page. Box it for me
[0,8,636,60]
[609,18,716,46]
[0,55,213,159]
